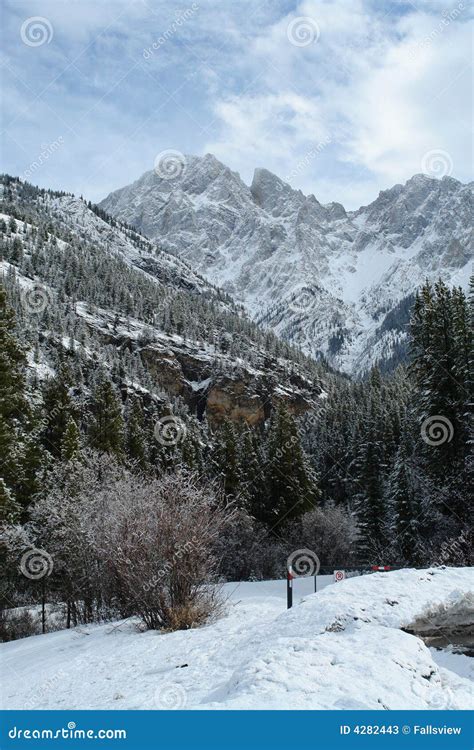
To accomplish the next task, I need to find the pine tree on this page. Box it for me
[264,403,319,528]
[11,237,23,263]
[213,419,241,500]
[41,365,75,457]
[0,284,29,420]
[0,284,32,512]
[387,442,422,565]
[89,373,125,456]
[16,428,48,508]
[409,279,472,523]
[240,426,266,516]
[61,416,81,462]
[125,396,148,469]
[179,426,203,474]
[353,437,386,562]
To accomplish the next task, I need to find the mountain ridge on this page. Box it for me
[101,156,473,374]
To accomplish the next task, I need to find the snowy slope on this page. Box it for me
[2,568,472,711]
[101,157,473,374]
[47,194,226,302]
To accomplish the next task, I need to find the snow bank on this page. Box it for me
[278,567,473,635]
[202,568,473,710]
[1,569,472,711]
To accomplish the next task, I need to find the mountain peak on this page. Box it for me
[100,158,471,374]
[251,167,305,213]
[405,173,435,186]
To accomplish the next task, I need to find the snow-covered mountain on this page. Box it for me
[1,177,324,428]
[101,155,473,374]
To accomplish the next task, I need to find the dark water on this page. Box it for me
[422,633,474,657]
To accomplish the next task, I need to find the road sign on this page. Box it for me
[334,570,346,582]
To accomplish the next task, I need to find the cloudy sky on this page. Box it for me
[1,0,472,208]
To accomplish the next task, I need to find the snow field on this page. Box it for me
[1,569,472,711]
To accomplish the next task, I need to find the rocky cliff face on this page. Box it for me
[76,305,320,428]
[101,155,473,374]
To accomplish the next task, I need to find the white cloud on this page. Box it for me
[205,92,329,181]
[203,0,473,207]
[2,0,472,207]
[341,6,473,187]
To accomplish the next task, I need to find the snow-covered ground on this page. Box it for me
[1,569,472,711]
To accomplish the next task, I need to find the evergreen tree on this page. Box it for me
[16,428,48,507]
[240,426,267,516]
[353,437,386,562]
[0,284,29,420]
[410,279,472,523]
[0,284,32,512]
[387,442,422,565]
[89,373,125,456]
[61,416,81,462]
[41,365,75,457]
[179,425,203,474]
[213,419,241,500]
[264,403,319,528]
[125,396,148,469]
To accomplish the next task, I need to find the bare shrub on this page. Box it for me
[95,469,234,630]
[214,509,286,581]
[13,455,234,632]
[283,503,357,569]
[28,452,126,625]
